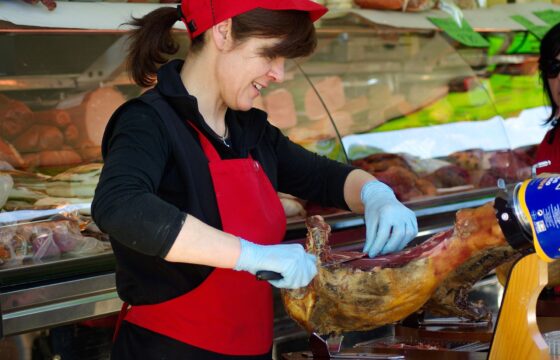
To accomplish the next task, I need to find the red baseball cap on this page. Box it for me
[180,0,328,39]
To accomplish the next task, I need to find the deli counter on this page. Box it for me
[0,0,554,356]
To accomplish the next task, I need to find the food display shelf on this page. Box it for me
[0,188,495,337]
[1,271,119,337]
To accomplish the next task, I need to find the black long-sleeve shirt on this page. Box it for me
[91,59,355,304]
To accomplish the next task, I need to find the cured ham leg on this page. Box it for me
[424,245,519,320]
[281,202,512,335]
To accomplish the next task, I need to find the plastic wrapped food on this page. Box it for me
[31,226,62,259]
[0,208,110,267]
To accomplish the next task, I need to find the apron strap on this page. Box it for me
[187,121,222,162]
[112,302,130,343]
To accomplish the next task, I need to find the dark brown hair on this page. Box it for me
[539,22,560,125]
[232,9,317,60]
[126,8,317,87]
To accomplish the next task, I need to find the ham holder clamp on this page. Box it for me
[489,169,560,359]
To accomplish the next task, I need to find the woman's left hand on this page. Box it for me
[361,180,418,258]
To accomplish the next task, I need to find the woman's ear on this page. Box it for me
[212,18,232,50]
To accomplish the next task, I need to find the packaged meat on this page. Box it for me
[0,139,24,170]
[0,227,31,267]
[32,109,72,129]
[308,110,354,138]
[305,76,346,120]
[48,163,102,182]
[401,154,450,175]
[375,166,437,201]
[352,153,412,173]
[0,94,33,140]
[75,142,102,162]
[45,163,102,198]
[31,226,62,260]
[264,89,298,129]
[23,149,82,169]
[14,125,65,153]
[44,183,97,199]
[33,198,92,218]
[351,153,437,200]
[448,149,485,171]
[422,165,472,188]
[66,235,111,256]
[0,209,108,267]
[65,87,126,146]
[63,124,80,145]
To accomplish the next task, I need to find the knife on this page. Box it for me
[256,252,366,281]
[256,270,284,281]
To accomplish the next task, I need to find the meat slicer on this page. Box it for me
[491,160,559,360]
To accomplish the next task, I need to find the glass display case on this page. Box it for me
[0,0,553,348]
[270,16,546,218]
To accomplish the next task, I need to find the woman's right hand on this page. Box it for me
[234,238,317,289]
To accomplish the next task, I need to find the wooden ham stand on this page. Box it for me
[489,253,551,359]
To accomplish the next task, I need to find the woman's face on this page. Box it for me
[216,37,286,111]
[547,55,560,109]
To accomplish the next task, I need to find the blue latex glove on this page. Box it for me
[361,180,418,258]
[234,238,317,289]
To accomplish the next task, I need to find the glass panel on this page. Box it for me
[266,24,547,212]
[0,31,133,272]
[256,58,349,164]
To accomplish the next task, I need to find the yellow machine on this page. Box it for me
[491,163,559,359]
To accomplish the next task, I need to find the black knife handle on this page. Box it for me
[256,270,283,281]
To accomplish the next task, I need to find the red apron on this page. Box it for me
[116,122,286,355]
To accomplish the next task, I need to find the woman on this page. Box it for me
[91,1,418,359]
[536,22,560,173]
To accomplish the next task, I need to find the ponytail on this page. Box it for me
[125,7,313,87]
[125,7,181,87]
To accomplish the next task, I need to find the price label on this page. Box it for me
[511,15,550,39]
[533,9,560,26]
[428,17,489,48]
